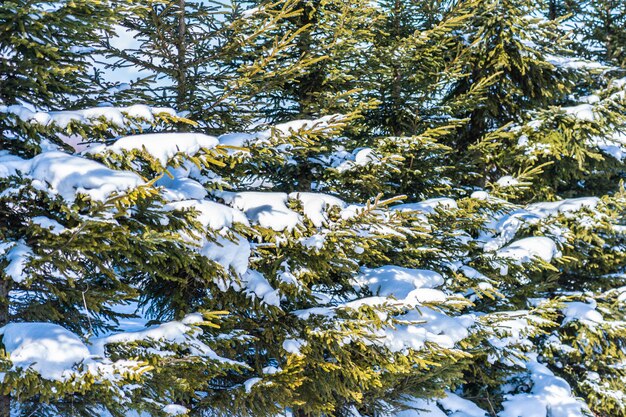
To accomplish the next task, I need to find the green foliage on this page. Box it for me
[0,0,126,108]
[104,0,322,133]
[570,0,626,67]
[2,0,626,416]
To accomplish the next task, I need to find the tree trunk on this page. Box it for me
[604,3,614,62]
[293,409,309,417]
[176,0,189,130]
[0,278,10,417]
[390,0,403,136]
[548,0,557,20]
[294,2,321,118]
[0,388,8,417]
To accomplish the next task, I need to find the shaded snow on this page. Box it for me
[0,241,32,283]
[216,191,300,231]
[499,355,589,417]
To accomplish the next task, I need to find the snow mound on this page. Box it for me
[217,132,257,148]
[0,241,32,283]
[0,104,175,128]
[201,234,251,276]
[497,237,560,263]
[162,404,189,416]
[562,301,603,325]
[91,313,240,365]
[385,308,474,351]
[239,270,280,307]
[500,355,590,417]
[97,132,219,166]
[1,151,143,202]
[355,266,445,302]
[282,338,306,355]
[439,392,487,417]
[31,216,65,234]
[496,176,520,187]
[321,147,381,173]
[166,199,249,230]
[289,192,345,227]
[0,322,91,380]
[525,197,599,217]
[392,197,458,214]
[482,197,600,252]
[217,115,342,147]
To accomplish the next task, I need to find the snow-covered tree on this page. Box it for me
[2,1,626,417]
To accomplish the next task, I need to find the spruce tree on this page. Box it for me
[0,1,128,413]
[256,0,381,123]
[1,2,241,415]
[103,0,323,133]
[573,0,626,67]
[3,1,626,416]
[442,0,569,173]
[0,4,488,415]
[0,0,123,110]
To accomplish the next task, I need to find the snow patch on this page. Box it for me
[392,198,458,214]
[289,192,345,227]
[1,151,144,202]
[1,242,32,283]
[216,191,300,231]
[497,237,560,263]
[97,132,219,166]
[355,266,444,302]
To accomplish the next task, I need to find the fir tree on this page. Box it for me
[439,0,573,188]
[3,1,626,417]
[104,0,321,133]
[573,0,626,67]
[0,0,123,110]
